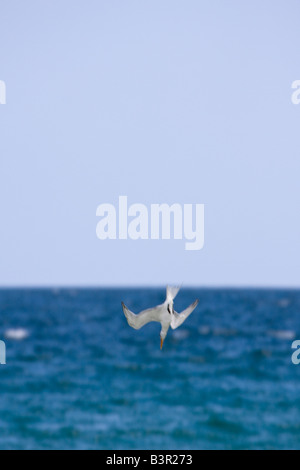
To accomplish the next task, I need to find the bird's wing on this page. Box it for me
[171,300,199,330]
[122,302,162,330]
[166,285,181,302]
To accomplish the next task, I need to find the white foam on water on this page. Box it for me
[278,299,291,308]
[198,326,211,335]
[172,329,189,340]
[5,328,29,341]
[268,330,296,340]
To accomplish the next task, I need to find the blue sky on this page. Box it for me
[0,0,299,287]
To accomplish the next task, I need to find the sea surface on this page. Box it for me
[0,288,300,450]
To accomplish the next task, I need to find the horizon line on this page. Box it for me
[0,284,299,291]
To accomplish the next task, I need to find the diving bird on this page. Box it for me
[121,286,199,349]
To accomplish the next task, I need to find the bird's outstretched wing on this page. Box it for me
[166,285,181,302]
[122,302,162,330]
[171,300,199,330]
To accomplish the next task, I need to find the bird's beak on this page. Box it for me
[160,338,164,350]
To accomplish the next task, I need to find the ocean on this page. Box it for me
[0,287,300,450]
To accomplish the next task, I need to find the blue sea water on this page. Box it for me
[0,287,300,450]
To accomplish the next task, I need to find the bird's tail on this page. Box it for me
[166,285,181,302]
